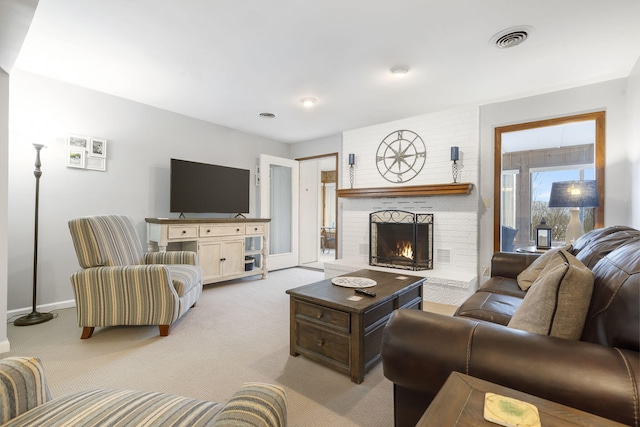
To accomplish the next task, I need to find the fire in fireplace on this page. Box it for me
[370,210,433,270]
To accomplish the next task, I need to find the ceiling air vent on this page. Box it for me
[490,26,533,49]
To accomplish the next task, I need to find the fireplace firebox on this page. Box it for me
[369,210,433,271]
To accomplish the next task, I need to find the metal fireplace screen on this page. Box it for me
[369,210,433,271]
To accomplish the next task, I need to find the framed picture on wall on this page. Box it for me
[68,134,89,149]
[89,137,107,158]
[86,156,106,171]
[66,148,85,168]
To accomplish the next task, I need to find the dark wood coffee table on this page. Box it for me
[286,269,424,383]
[417,372,626,426]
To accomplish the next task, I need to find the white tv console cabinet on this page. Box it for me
[145,218,270,285]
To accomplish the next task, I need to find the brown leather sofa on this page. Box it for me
[381,226,640,427]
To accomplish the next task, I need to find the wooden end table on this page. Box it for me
[286,269,424,384]
[417,372,626,426]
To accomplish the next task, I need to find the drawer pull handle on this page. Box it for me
[182,230,186,234]
[236,228,240,232]
[255,227,258,231]
[316,312,323,319]
[207,229,210,233]
[317,339,324,346]
[220,258,226,261]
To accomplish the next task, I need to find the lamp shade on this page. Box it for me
[548,180,599,208]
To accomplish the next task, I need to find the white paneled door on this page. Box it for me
[259,154,299,270]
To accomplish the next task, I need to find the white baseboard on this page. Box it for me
[7,299,76,320]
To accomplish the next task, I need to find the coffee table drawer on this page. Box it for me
[295,300,350,332]
[296,322,350,366]
[364,300,394,328]
[398,285,422,308]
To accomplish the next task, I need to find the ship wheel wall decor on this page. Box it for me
[376,130,426,183]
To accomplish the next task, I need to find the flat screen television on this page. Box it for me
[170,158,250,215]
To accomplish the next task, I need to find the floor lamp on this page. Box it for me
[548,180,599,245]
[14,144,54,326]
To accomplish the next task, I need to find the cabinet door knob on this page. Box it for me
[317,339,324,346]
[316,312,323,319]
[182,230,186,234]
[236,228,240,232]
[255,227,258,231]
[207,229,210,233]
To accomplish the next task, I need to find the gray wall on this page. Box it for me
[7,71,290,313]
[1,70,9,351]
[290,134,342,161]
[478,78,631,276]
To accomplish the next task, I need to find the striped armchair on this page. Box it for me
[68,215,202,339]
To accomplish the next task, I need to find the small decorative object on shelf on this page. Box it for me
[534,217,552,250]
[348,153,356,188]
[450,146,459,183]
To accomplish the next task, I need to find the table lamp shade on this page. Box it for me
[548,180,599,245]
[548,180,599,208]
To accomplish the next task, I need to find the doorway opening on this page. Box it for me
[297,153,339,270]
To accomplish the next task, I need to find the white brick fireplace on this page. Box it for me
[325,106,480,306]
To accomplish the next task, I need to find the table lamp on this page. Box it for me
[548,180,599,244]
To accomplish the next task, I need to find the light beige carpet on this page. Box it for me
[4,268,397,426]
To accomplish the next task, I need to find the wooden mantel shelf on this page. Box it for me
[336,183,474,198]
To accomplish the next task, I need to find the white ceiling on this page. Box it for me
[12,0,640,144]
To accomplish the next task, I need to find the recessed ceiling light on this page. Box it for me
[390,66,410,77]
[259,112,276,118]
[301,97,317,107]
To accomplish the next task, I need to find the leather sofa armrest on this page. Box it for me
[381,309,639,427]
[490,251,540,279]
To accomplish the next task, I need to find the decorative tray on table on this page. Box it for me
[331,277,377,288]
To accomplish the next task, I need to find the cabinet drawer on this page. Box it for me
[296,321,350,366]
[199,225,244,237]
[295,300,350,332]
[168,225,198,239]
[364,300,394,329]
[398,285,422,308]
[245,224,265,235]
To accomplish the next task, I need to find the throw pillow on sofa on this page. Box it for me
[516,244,573,291]
[508,249,594,340]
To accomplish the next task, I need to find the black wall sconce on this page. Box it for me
[450,146,459,183]
[348,153,355,188]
